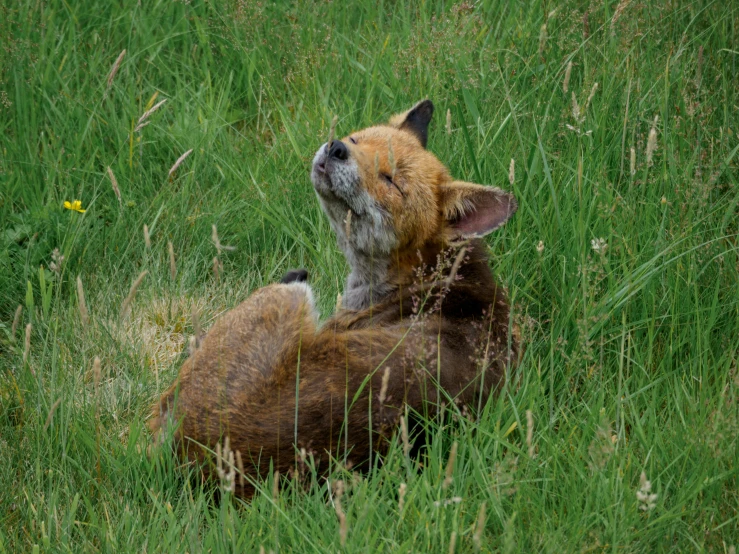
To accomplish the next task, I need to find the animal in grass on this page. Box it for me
[149,100,519,497]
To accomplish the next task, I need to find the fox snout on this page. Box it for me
[311,139,358,201]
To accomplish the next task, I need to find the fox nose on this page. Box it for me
[328,140,348,161]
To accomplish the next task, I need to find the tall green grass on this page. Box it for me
[1,0,738,551]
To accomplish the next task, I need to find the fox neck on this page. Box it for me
[343,251,394,310]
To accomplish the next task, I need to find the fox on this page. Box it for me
[149,100,519,497]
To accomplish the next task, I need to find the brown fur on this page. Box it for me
[149,100,519,497]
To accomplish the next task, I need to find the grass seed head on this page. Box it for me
[92,356,101,391]
[333,479,348,546]
[473,502,486,551]
[344,209,352,238]
[538,24,547,54]
[526,410,535,458]
[636,471,658,511]
[106,49,126,90]
[134,99,167,132]
[585,82,599,112]
[44,398,62,431]
[571,92,581,123]
[143,225,151,249]
[508,158,515,185]
[76,275,89,327]
[120,271,148,320]
[630,146,636,175]
[378,367,391,405]
[11,305,22,341]
[398,483,407,512]
[23,323,32,366]
[446,109,452,135]
[272,470,280,499]
[168,149,193,179]
[563,61,572,93]
[646,117,658,166]
[327,114,339,147]
[107,167,121,205]
[168,241,176,280]
[442,441,458,489]
[448,531,457,554]
[400,416,410,457]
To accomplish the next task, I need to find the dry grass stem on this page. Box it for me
[168,149,193,178]
[445,245,469,287]
[76,275,89,327]
[134,99,167,132]
[143,225,151,249]
[11,305,22,341]
[563,61,572,93]
[630,146,636,175]
[44,399,62,431]
[446,109,452,135]
[472,502,486,551]
[335,292,343,311]
[212,257,222,281]
[106,49,126,89]
[120,271,148,320]
[526,410,535,458]
[107,167,121,205]
[168,241,176,280]
[211,224,235,254]
[442,442,458,489]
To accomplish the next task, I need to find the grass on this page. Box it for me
[1,0,738,551]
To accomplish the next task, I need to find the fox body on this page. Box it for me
[150,100,518,496]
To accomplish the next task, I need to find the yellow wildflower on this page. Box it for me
[63,200,86,213]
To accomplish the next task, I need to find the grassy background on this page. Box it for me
[1,0,738,551]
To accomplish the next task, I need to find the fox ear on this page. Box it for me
[389,99,434,147]
[440,181,517,240]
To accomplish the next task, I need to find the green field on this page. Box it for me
[1,0,738,551]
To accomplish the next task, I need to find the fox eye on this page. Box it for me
[381,173,404,197]
[349,136,358,144]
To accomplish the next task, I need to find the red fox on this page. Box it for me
[149,100,518,497]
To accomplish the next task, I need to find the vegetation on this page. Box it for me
[1,0,737,551]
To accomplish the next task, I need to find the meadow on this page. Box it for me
[1,0,738,551]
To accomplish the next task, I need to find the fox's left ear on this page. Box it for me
[440,181,517,240]
[389,99,434,148]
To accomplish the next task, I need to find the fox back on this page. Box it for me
[150,100,519,497]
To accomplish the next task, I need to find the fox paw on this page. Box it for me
[281,269,308,284]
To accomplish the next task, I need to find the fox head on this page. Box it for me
[311,100,517,310]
